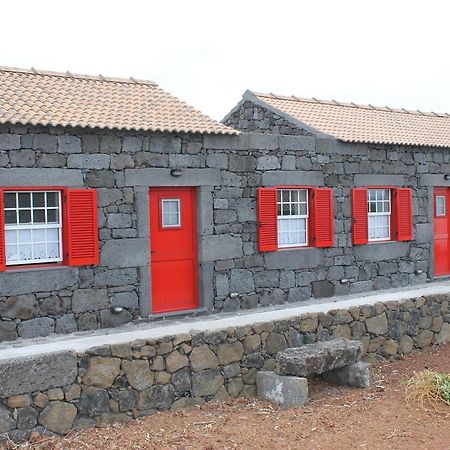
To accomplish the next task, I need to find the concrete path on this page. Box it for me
[2,280,450,361]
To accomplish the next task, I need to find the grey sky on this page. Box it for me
[3,0,449,120]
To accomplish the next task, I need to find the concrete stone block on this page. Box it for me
[322,362,371,388]
[264,248,324,270]
[111,291,139,309]
[17,317,54,338]
[125,168,220,187]
[72,289,109,313]
[0,352,77,397]
[58,135,82,153]
[279,135,315,152]
[0,168,83,187]
[200,235,243,261]
[101,238,149,269]
[67,154,110,169]
[256,371,308,407]
[9,149,36,167]
[354,242,410,262]
[262,170,323,187]
[0,133,21,150]
[32,134,58,152]
[354,174,405,187]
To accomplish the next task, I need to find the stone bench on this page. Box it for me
[256,338,371,407]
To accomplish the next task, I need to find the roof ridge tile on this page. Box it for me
[251,91,450,118]
[0,65,158,87]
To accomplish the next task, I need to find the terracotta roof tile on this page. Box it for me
[0,66,237,135]
[250,91,450,147]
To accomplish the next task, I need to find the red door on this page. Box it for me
[434,188,450,276]
[149,187,199,313]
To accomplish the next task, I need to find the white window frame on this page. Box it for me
[277,188,309,248]
[161,198,181,228]
[4,190,63,266]
[367,188,391,242]
[436,195,446,217]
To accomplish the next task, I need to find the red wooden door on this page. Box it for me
[149,187,198,313]
[434,188,450,276]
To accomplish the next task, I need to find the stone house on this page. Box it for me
[1,67,450,343]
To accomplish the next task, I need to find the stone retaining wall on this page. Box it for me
[1,294,449,442]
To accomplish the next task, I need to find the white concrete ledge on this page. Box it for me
[1,280,450,361]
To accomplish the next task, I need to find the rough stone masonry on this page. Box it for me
[0,117,448,341]
[0,293,449,442]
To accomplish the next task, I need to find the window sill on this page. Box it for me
[4,264,71,274]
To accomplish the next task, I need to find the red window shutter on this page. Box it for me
[257,188,278,252]
[394,188,413,241]
[65,189,99,266]
[311,188,334,247]
[352,188,368,245]
[0,190,5,272]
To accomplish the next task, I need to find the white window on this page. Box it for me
[368,189,391,241]
[277,189,308,247]
[4,191,63,265]
[161,199,181,227]
[436,195,446,216]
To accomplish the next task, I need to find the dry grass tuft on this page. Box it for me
[405,370,450,413]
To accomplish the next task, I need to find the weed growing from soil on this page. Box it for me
[405,370,450,412]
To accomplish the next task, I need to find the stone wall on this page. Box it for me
[0,121,449,341]
[223,100,313,136]
[0,294,449,442]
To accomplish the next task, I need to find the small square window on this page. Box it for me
[161,199,181,227]
[436,196,446,216]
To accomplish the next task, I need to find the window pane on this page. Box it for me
[18,193,31,208]
[5,230,17,244]
[47,242,60,259]
[5,210,17,224]
[299,203,307,215]
[46,192,58,207]
[282,204,290,215]
[369,190,376,201]
[18,229,32,243]
[19,210,31,224]
[278,218,307,246]
[47,209,58,223]
[33,228,46,242]
[437,196,446,216]
[33,243,47,260]
[33,192,45,207]
[6,245,18,261]
[162,200,180,227]
[291,203,299,215]
[17,244,32,261]
[298,190,307,202]
[4,193,16,208]
[277,190,282,202]
[281,191,289,202]
[46,228,59,241]
[369,202,376,213]
[291,190,299,202]
[33,209,46,223]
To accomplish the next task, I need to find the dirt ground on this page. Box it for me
[14,343,450,450]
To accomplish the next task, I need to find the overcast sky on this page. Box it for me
[3,1,450,120]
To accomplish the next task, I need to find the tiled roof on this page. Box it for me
[249,91,450,147]
[0,66,237,135]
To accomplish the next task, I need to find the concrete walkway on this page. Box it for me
[2,280,450,361]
